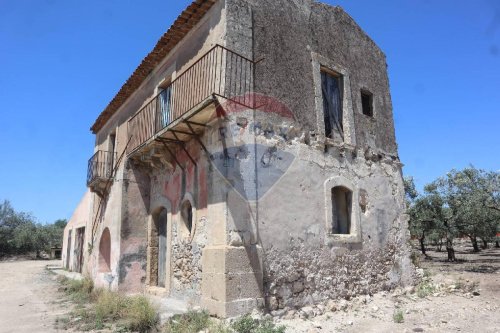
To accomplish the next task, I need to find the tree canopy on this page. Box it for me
[406,167,500,260]
[0,200,66,257]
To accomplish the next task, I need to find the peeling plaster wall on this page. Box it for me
[86,166,125,290]
[256,140,413,310]
[84,1,229,294]
[221,0,413,311]
[62,190,91,271]
[148,142,209,301]
[117,164,149,293]
[145,131,227,302]
[190,105,413,311]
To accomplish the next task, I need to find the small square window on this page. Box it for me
[361,90,373,117]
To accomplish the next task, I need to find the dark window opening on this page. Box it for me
[332,186,352,234]
[181,200,193,234]
[321,70,343,140]
[109,133,116,154]
[108,133,116,176]
[361,90,373,117]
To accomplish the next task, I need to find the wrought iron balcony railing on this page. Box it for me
[127,44,256,154]
[87,150,116,187]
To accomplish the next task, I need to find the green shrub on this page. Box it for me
[255,319,286,333]
[60,276,95,303]
[164,310,211,333]
[208,321,233,333]
[416,281,436,298]
[231,314,258,333]
[231,315,286,333]
[124,295,159,333]
[95,290,126,322]
[393,309,404,323]
[93,291,158,332]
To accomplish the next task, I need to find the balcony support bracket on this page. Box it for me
[171,132,197,166]
[184,120,213,160]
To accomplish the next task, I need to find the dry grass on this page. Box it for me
[57,276,158,332]
[162,311,286,333]
[164,310,211,333]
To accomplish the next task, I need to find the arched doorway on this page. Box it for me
[154,208,168,288]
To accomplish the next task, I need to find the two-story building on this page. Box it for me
[63,0,414,318]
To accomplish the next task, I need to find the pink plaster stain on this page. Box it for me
[165,171,181,210]
[186,163,195,193]
[121,261,145,293]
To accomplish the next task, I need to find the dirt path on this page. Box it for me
[0,260,66,333]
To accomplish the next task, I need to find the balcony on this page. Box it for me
[127,45,256,159]
[87,150,116,197]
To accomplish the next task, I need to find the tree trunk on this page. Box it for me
[446,238,456,261]
[419,237,426,256]
[496,241,499,248]
[481,239,488,249]
[470,236,480,252]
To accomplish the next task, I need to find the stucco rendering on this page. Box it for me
[63,0,415,318]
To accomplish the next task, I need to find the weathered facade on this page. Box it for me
[63,0,414,318]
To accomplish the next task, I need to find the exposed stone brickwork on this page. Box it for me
[171,239,203,296]
[265,241,399,310]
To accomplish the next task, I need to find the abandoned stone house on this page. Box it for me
[62,0,414,318]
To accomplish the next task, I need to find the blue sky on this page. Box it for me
[0,0,498,223]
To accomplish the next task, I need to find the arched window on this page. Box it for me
[98,228,111,272]
[331,186,352,234]
[180,200,193,234]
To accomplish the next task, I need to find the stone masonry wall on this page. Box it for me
[216,106,415,311]
[218,0,416,311]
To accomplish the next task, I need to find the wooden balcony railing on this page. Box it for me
[127,45,255,154]
[87,150,116,186]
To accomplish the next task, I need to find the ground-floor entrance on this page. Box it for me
[157,209,168,288]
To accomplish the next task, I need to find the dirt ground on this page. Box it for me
[0,259,67,333]
[0,242,499,333]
